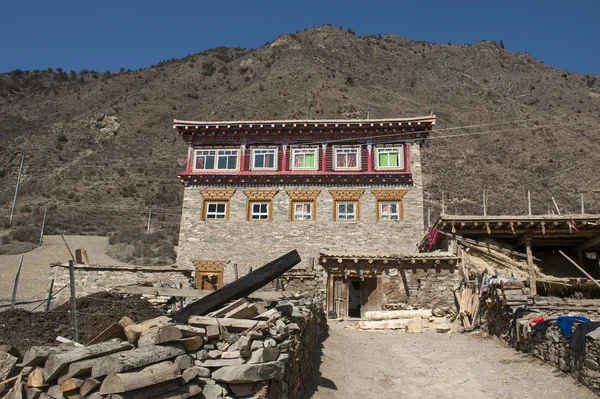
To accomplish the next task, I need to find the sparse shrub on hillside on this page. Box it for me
[201,61,216,76]
[10,226,39,243]
[108,226,175,266]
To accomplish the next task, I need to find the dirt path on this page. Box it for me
[0,235,126,304]
[304,322,596,399]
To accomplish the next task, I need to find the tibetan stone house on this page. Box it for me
[174,116,460,317]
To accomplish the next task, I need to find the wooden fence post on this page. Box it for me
[68,260,78,342]
[45,278,54,311]
[11,255,24,309]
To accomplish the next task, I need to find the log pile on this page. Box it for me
[0,295,326,399]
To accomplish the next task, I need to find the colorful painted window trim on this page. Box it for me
[251,202,270,220]
[291,147,319,170]
[251,148,277,170]
[205,202,228,220]
[375,146,404,170]
[333,146,361,170]
[293,202,314,221]
[194,148,239,171]
[336,201,357,221]
[379,201,400,220]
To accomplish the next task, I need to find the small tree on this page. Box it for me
[499,40,505,49]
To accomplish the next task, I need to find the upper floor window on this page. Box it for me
[375,146,404,170]
[333,146,361,171]
[336,201,357,221]
[293,202,313,220]
[194,148,239,171]
[291,147,319,170]
[205,202,227,219]
[251,148,277,170]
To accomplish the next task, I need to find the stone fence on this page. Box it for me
[50,263,193,304]
[484,296,600,393]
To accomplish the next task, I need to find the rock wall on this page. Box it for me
[382,266,462,309]
[50,264,193,302]
[484,299,600,394]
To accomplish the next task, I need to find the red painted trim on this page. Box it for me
[179,170,412,177]
[405,144,411,173]
[239,146,246,172]
[367,146,373,173]
[321,146,327,172]
[186,146,193,173]
[281,147,288,171]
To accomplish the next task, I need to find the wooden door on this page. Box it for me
[360,276,383,317]
[327,275,348,319]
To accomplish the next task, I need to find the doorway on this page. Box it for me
[348,278,361,317]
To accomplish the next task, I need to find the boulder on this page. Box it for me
[211,361,285,383]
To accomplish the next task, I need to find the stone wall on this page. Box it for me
[50,264,193,303]
[177,144,426,290]
[484,299,600,393]
[382,265,462,309]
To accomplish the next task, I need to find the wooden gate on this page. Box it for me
[360,276,383,317]
[327,275,348,318]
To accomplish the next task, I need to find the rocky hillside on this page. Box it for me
[1,25,599,238]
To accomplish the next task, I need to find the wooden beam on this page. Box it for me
[171,250,301,322]
[525,239,537,296]
[574,234,600,252]
[558,250,600,290]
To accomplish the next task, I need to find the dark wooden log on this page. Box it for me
[172,250,301,322]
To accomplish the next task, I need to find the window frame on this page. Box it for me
[333,146,361,171]
[374,146,405,171]
[250,202,270,221]
[336,201,358,221]
[379,201,401,221]
[292,201,315,221]
[203,201,229,221]
[193,148,240,172]
[290,147,319,170]
[251,148,278,171]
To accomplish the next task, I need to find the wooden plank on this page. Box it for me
[104,378,183,399]
[0,375,19,393]
[206,298,247,318]
[99,361,179,394]
[559,250,600,289]
[188,317,261,331]
[224,303,259,319]
[44,339,133,382]
[80,378,101,397]
[171,250,301,322]
[113,285,300,301]
[526,240,537,296]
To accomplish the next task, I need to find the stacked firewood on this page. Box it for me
[0,295,325,399]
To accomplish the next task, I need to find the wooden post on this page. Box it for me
[146,209,152,234]
[233,264,239,280]
[9,153,25,223]
[45,278,54,311]
[551,197,561,214]
[275,278,280,291]
[68,260,78,342]
[525,239,537,296]
[527,191,532,215]
[559,250,600,289]
[482,190,487,216]
[61,234,76,261]
[39,208,47,245]
[11,254,24,309]
[581,193,585,214]
[427,206,431,227]
[308,257,315,272]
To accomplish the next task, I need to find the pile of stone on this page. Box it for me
[0,295,326,399]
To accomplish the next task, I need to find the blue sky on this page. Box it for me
[1,0,598,75]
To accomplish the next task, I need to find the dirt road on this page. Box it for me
[304,322,595,399]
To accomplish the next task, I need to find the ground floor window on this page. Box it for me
[205,202,227,219]
[379,201,400,220]
[251,202,269,220]
[336,201,357,221]
[293,202,314,221]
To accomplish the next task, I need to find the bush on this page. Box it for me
[201,61,216,76]
[10,226,39,243]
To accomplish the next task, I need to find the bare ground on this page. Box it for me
[0,235,127,306]
[304,322,596,399]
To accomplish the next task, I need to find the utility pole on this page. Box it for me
[9,153,25,223]
[146,209,152,234]
[482,190,487,216]
[39,208,47,245]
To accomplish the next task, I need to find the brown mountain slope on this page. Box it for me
[0,25,599,239]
